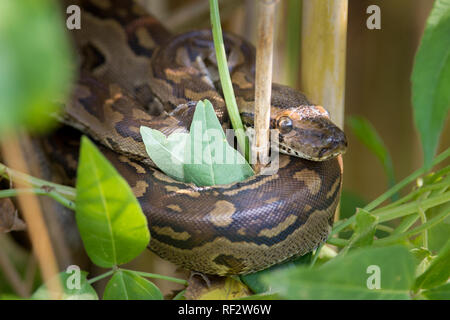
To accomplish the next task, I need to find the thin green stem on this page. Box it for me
[380,181,448,211]
[364,147,450,212]
[122,269,188,286]
[209,0,249,160]
[0,162,76,200]
[372,191,450,223]
[309,243,323,268]
[375,224,394,233]
[330,149,450,237]
[0,188,75,210]
[327,237,348,247]
[393,213,419,235]
[285,0,302,87]
[417,206,428,249]
[373,209,449,246]
[87,270,114,284]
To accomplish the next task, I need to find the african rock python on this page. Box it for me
[58,0,347,275]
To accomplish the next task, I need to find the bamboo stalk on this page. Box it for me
[254,0,279,170]
[300,0,348,129]
[1,134,62,299]
[300,1,348,223]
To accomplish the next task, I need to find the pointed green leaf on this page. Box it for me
[103,270,163,300]
[348,208,378,248]
[411,0,450,167]
[32,271,98,300]
[410,247,434,277]
[347,116,395,188]
[140,126,189,181]
[422,283,450,300]
[76,136,150,268]
[184,100,253,186]
[262,246,415,300]
[414,240,450,290]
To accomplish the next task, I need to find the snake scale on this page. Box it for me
[56,0,347,275]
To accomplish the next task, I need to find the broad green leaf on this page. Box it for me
[347,209,378,248]
[103,270,163,300]
[414,240,450,290]
[184,100,254,186]
[411,0,450,168]
[421,283,450,300]
[262,246,415,300]
[140,126,189,181]
[76,137,150,268]
[32,271,98,300]
[347,116,396,189]
[0,0,73,135]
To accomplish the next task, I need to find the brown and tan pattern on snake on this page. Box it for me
[59,0,347,275]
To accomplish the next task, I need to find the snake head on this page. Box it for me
[274,105,347,161]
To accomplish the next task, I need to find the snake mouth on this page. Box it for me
[275,142,346,161]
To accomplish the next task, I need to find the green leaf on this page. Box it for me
[240,253,312,294]
[427,201,450,252]
[103,270,163,300]
[262,246,415,299]
[183,100,254,186]
[422,283,450,300]
[140,126,189,181]
[410,247,434,277]
[414,240,450,290]
[32,271,98,300]
[172,290,186,300]
[0,0,73,135]
[411,0,450,168]
[347,116,396,189]
[76,136,150,268]
[347,209,378,248]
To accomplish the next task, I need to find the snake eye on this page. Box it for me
[278,116,293,134]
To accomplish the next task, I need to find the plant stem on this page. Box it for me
[393,213,420,235]
[253,0,278,169]
[209,0,249,160]
[373,191,450,223]
[87,269,114,284]
[375,224,394,233]
[284,0,302,87]
[330,148,450,237]
[122,269,188,286]
[364,147,450,211]
[0,188,75,210]
[1,135,62,299]
[373,209,449,246]
[309,243,323,268]
[0,162,76,200]
[417,206,429,248]
[327,237,348,247]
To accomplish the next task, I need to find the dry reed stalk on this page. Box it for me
[1,134,62,299]
[254,0,279,171]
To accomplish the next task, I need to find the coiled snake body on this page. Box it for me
[60,0,347,275]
